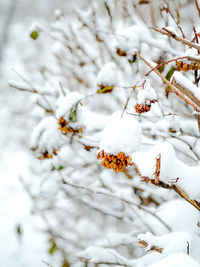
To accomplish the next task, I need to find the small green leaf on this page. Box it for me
[165,66,176,94]
[59,165,64,170]
[96,86,114,94]
[16,224,23,236]
[166,66,176,81]
[48,238,57,255]
[69,102,79,122]
[30,31,39,40]
[104,2,112,19]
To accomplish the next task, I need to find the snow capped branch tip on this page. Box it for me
[98,112,141,172]
[135,80,158,114]
[151,27,200,52]
[171,72,200,112]
[138,239,163,254]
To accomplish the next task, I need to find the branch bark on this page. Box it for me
[138,239,163,253]
[151,27,200,52]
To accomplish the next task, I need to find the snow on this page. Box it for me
[131,142,200,201]
[99,111,141,155]
[157,200,200,235]
[30,116,67,155]
[56,92,83,120]
[97,62,118,87]
[137,80,157,104]
[5,0,200,266]
[79,246,131,265]
[28,22,43,34]
[138,231,200,261]
[148,253,200,267]
[172,71,200,101]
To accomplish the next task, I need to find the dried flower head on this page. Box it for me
[176,61,200,72]
[38,149,57,160]
[135,103,151,114]
[58,117,83,134]
[97,150,133,172]
[116,48,127,57]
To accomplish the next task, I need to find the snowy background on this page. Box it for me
[0,1,88,266]
[1,1,200,267]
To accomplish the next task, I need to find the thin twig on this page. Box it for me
[145,56,188,76]
[61,178,171,231]
[154,154,161,185]
[151,27,200,52]
[137,52,200,112]
[195,0,200,16]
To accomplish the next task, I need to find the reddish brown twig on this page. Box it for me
[137,52,200,112]
[145,56,188,76]
[195,0,200,17]
[138,239,163,253]
[154,154,161,185]
[151,27,200,52]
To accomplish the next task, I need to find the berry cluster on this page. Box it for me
[38,149,57,160]
[58,117,82,134]
[176,61,200,72]
[135,99,157,114]
[97,150,133,172]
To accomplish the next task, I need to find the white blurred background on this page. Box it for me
[0,1,87,266]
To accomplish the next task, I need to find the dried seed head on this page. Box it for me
[58,117,82,135]
[97,150,133,172]
[116,48,127,57]
[135,103,151,114]
[176,61,199,72]
[38,149,57,160]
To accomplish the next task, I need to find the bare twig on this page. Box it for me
[133,160,200,211]
[61,178,171,231]
[151,27,200,52]
[195,0,200,16]
[171,76,200,110]
[121,83,138,118]
[137,52,200,112]
[163,0,185,38]
[138,239,163,253]
[145,56,188,76]
[154,154,161,185]
[42,260,53,267]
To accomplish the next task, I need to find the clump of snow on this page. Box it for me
[148,253,200,267]
[137,80,157,104]
[30,116,66,155]
[131,142,200,201]
[138,231,200,261]
[172,71,200,101]
[56,92,83,119]
[28,22,43,34]
[115,23,150,54]
[99,111,141,155]
[157,200,200,235]
[97,62,118,87]
[79,246,131,265]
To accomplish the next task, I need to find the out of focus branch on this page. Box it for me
[151,27,200,52]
